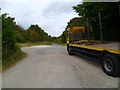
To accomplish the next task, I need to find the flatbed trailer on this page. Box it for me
[67,27,120,77]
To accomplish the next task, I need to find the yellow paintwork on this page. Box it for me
[67,26,85,33]
[66,26,119,55]
[69,44,120,55]
[66,37,69,44]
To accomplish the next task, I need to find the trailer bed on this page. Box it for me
[69,42,120,55]
[88,42,119,51]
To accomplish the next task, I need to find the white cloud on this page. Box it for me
[2,0,82,3]
[2,1,82,36]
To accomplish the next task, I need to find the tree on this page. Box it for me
[14,25,27,43]
[59,31,66,43]
[73,2,119,41]
[26,24,51,42]
[2,13,21,61]
[2,13,16,52]
[67,17,84,28]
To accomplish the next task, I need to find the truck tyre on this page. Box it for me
[101,54,120,77]
[67,45,74,55]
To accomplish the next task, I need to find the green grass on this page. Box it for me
[18,42,52,47]
[2,48,27,72]
[2,41,52,72]
[59,43,67,46]
[2,41,66,72]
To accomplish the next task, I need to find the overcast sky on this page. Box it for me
[2,0,82,36]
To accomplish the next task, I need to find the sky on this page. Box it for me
[2,0,83,36]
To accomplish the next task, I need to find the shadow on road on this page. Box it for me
[71,54,102,71]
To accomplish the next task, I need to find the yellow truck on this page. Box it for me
[67,26,120,77]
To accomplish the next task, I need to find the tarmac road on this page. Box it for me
[2,45,118,88]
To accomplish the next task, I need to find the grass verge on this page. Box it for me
[2,42,52,72]
[59,43,67,46]
[2,49,27,72]
[18,42,52,47]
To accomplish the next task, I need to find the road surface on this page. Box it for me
[2,45,118,88]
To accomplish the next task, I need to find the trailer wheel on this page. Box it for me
[101,54,120,77]
[67,45,74,55]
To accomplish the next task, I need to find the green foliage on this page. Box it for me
[58,2,119,44]
[2,14,27,71]
[53,37,61,44]
[26,24,52,43]
[54,30,67,44]
[2,46,26,71]
[18,42,52,47]
[2,13,17,59]
[67,17,84,28]
[2,13,52,47]
[2,13,52,71]
[14,25,27,43]
[73,2,119,41]
[61,30,67,43]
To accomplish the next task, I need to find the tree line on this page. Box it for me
[2,2,119,59]
[59,2,119,43]
[2,13,52,64]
